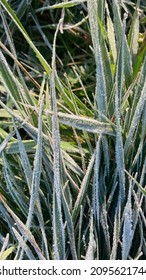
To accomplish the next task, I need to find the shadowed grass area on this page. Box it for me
[0,0,146,260]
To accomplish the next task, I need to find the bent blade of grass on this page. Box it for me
[0,246,15,260]
[87,0,107,118]
[36,0,87,12]
[51,20,65,260]
[12,102,116,136]
[0,0,51,76]
[0,194,45,260]
[57,113,115,136]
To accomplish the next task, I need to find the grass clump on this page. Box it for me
[0,0,146,260]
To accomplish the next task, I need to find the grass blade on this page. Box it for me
[87,0,107,117]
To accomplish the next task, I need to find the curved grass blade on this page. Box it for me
[36,0,87,12]
[0,246,15,260]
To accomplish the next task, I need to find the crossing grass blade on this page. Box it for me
[0,194,45,260]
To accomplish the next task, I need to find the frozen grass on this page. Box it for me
[0,0,146,260]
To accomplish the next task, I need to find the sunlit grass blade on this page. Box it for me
[85,213,96,260]
[0,246,15,260]
[36,0,87,12]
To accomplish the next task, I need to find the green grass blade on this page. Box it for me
[112,0,133,86]
[36,0,87,12]
[0,194,45,260]
[13,121,32,191]
[124,78,146,153]
[122,185,133,260]
[26,96,44,229]
[51,21,65,260]
[87,0,107,117]
[115,15,126,201]
[0,0,51,75]
[61,183,77,260]
[72,152,95,222]
[12,228,35,260]
[93,138,101,227]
